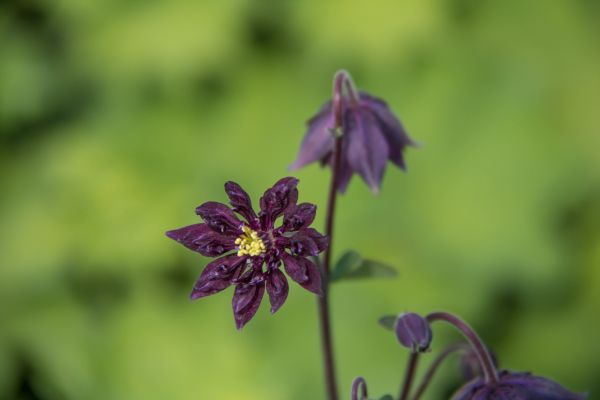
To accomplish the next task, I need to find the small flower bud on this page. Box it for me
[395,312,432,353]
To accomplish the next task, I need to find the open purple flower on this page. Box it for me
[452,370,587,400]
[166,177,328,329]
[290,83,415,193]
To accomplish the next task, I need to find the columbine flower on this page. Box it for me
[290,74,415,193]
[452,370,587,400]
[166,177,328,329]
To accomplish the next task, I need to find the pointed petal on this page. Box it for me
[232,280,265,330]
[363,93,414,169]
[305,227,329,253]
[345,106,390,193]
[224,181,258,224]
[335,149,354,193]
[196,201,243,235]
[287,228,328,257]
[259,177,299,228]
[281,253,323,296]
[290,101,336,170]
[190,254,247,300]
[282,202,317,232]
[266,269,289,314]
[166,224,235,257]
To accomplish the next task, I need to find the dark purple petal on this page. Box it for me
[345,106,390,193]
[336,150,354,193]
[288,230,319,257]
[452,371,587,400]
[281,253,323,296]
[289,101,336,170]
[394,312,432,353]
[224,181,258,224]
[304,227,329,253]
[195,201,243,235]
[282,203,317,232]
[259,177,299,228]
[266,268,289,314]
[232,278,265,330]
[190,254,247,300]
[361,92,414,169]
[318,135,354,194]
[166,224,235,257]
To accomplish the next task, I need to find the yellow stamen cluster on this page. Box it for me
[235,226,266,257]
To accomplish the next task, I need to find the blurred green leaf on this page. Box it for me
[330,251,397,283]
[378,395,394,400]
[378,315,397,331]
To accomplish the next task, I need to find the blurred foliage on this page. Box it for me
[1,0,599,399]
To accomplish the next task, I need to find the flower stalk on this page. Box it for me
[317,70,358,400]
[425,312,499,384]
[351,377,369,400]
[412,342,469,400]
[398,352,420,400]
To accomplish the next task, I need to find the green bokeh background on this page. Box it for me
[1,1,599,399]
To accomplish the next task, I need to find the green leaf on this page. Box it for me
[330,250,397,283]
[378,315,397,331]
[378,395,394,400]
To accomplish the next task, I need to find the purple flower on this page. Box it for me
[166,177,328,329]
[452,370,587,400]
[290,91,415,193]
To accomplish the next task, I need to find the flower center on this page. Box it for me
[235,226,266,257]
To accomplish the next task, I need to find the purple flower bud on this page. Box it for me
[395,312,432,353]
[452,370,587,400]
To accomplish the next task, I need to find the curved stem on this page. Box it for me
[412,343,469,400]
[333,70,359,125]
[398,352,420,400]
[425,312,499,384]
[351,377,369,400]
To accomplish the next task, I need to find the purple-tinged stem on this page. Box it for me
[412,342,469,400]
[316,70,358,400]
[351,377,369,400]
[398,352,420,400]
[426,312,499,384]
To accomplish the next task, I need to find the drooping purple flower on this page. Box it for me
[452,370,587,400]
[290,90,415,194]
[166,177,328,329]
